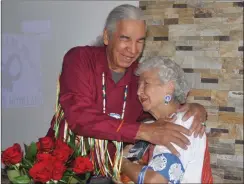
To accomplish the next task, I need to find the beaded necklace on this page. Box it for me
[92,72,128,179]
[102,72,128,119]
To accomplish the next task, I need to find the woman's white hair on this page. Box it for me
[91,4,145,46]
[135,56,190,104]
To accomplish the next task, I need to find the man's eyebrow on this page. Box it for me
[138,37,146,41]
[120,35,130,39]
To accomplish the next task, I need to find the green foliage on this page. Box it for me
[25,142,37,162]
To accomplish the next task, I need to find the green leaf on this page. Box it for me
[23,143,28,154]
[12,175,31,184]
[67,132,76,150]
[22,157,33,168]
[25,142,37,161]
[72,175,86,184]
[7,170,21,182]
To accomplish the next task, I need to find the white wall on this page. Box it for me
[1,1,139,150]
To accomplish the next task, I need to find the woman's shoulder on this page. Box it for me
[175,111,194,129]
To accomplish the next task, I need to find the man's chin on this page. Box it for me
[142,106,150,112]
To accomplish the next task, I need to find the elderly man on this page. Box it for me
[46,4,207,183]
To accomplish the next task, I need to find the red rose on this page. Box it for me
[36,137,54,152]
[52,149,71,163]
[55,139,73,154]
[52,160,66,180]
[1,143,23,165]
[36,153,55,163]
[72,156,93,174]
[29,161,53,183]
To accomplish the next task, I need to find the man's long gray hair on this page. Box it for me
[91,4,144,46]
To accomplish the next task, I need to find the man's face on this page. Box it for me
[104,19,146,72]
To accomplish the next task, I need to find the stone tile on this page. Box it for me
[182,68,194,73]
[219,106,235,112]
[223,166,244,182]
[158,41,175,56]
[176,46,192,50]
[229,23,243,31]
[199,83,219,90]
[193,44,220,51]
[212,2,235,8]
[198,23,230,35]
[173,4,187,8]
[218,76,243,91]
[153,36,168,41]
[188,89,211,97]
[140,6,146,10]
[201,72,219,79]
[183,73,201,88]
[217,154,243,168]
[178,18,194,24]
[187,96,213,106]
[220,7,243,14]
[220,42,240,57]
[219,112,243,124]
[235,144,244,156]
[207,122,239,139]
[230,30,243,41]
[142,50,159,57]
[201,78,218,83]
[146,19,163,26]
[178,8,194,17]
[209,142,235,155]
[194,8,212,18]
[223,179,244,183]
[235,140,244,144]
[233,2,244,7]
[147,25,169,37]
[214,36,230,41]
[194,96,211,100]
[222,57,243,74]
[211,90,228,106]
[238,46,243,51]
[169,24,198,36]
[164,18,179,25]
[227,91,243,112]
[235,124,243,140]
[212,167,224,183]
[176,50,205,56]
[194,17,224,24]
[211,128,229,133]
[224,16,243,24]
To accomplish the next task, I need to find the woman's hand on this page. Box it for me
[178,103,207,138]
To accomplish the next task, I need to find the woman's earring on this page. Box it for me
[164,95,171,105]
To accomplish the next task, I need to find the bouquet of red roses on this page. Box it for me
[1,136,93,184]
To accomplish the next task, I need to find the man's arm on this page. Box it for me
[57,47,140,143]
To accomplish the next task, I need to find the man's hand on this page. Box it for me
[178,103,207,138]
[136,120,191,156]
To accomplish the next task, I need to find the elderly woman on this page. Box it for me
[120,56,213,184]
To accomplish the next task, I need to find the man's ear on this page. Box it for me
[103,29,109,45]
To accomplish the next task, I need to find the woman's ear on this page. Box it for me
[103,29,109,45]
[166,81,175,95]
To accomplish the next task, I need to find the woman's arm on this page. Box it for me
[121,158,168,183]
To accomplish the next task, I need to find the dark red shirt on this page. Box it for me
[47,46,143,143]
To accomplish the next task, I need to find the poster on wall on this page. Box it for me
[2,34,43,108]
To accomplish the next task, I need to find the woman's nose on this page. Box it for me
[137,84,143,96]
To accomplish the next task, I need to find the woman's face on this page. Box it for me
[137,69,172,112]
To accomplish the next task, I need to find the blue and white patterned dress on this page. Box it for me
[138,112,206,184]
